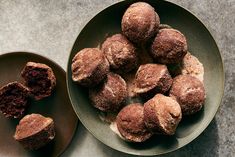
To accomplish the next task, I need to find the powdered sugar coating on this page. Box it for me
[122,2,160,43]
[71,48,109,87]
[89,73,127,112]
[116,103,152,142]
[134,63,172,98]
[101,34,138,73]
[170,75,206,115]
[144,94,182,135]
[151,28,187,64]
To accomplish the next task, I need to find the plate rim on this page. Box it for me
[66,0,225,156]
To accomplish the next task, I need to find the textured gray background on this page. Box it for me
[0,0,234,157]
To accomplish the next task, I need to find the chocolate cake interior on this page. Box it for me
[0,83,29,118]
[22,67,51,98]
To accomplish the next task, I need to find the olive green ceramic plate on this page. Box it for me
[67,0,224,156]
[0,52,78,157]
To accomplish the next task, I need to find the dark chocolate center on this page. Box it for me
[0,84,28,118]
[24,68,51,97]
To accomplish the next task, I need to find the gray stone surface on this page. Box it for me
[0,0,234,156]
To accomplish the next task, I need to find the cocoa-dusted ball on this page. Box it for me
[167,52,204,82]
[14,113,55,150]
[71,48,109,87]
[101,34,138,73]
[151,28,187,64]
[143,94,182,135]
[89,73,127,112]
[169,75,206,115]
[133,63,172,98]
[179,52,204,82]
[116,103,152,142]
[122,2,160,43]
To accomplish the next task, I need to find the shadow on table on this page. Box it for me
[97,118,219,157]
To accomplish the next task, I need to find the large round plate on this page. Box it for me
[0,52,78,157]
[67,0,224,156]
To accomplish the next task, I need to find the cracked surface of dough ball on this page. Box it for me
[151,28,187,64]
[116,103,152,142]
[89,73,127,112]
[122,2,160,43]
[144,94,182,135]
[101,34,138,73]
[180,52,204,82]
[71,48,109,87]
[134,63,172,98]
[170,75,206,115]
[167,52,204,82]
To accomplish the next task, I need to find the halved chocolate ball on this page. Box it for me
[122,2,160,43]
[144,94,182,135]
[151,28,187,64]
[0,82,30,118]
[71,48,109,87]
[116,103,152,142]
[133,63,172,98]
[21,62,56,100]
[14,113,55,150]
[101,34,138,73]
[89,73,127,112]
[169,75,206,115]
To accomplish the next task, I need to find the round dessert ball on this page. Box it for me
[151,28,187,64]
[180,52,204,82]
[167,52,204,82]
[169,75,206,115]
[21,62,56,100]
[0,82,30,118]
[14,113,55,150]
[89,73,127,112]
[121,2,160,43]
[71,48,109,87]
[101,34,138,73]
[116,103,152,142]
[143,94,182,135]
[133,63,172,98]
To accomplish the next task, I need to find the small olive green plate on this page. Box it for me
[67,0,224,156]
[0,52,78,157]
